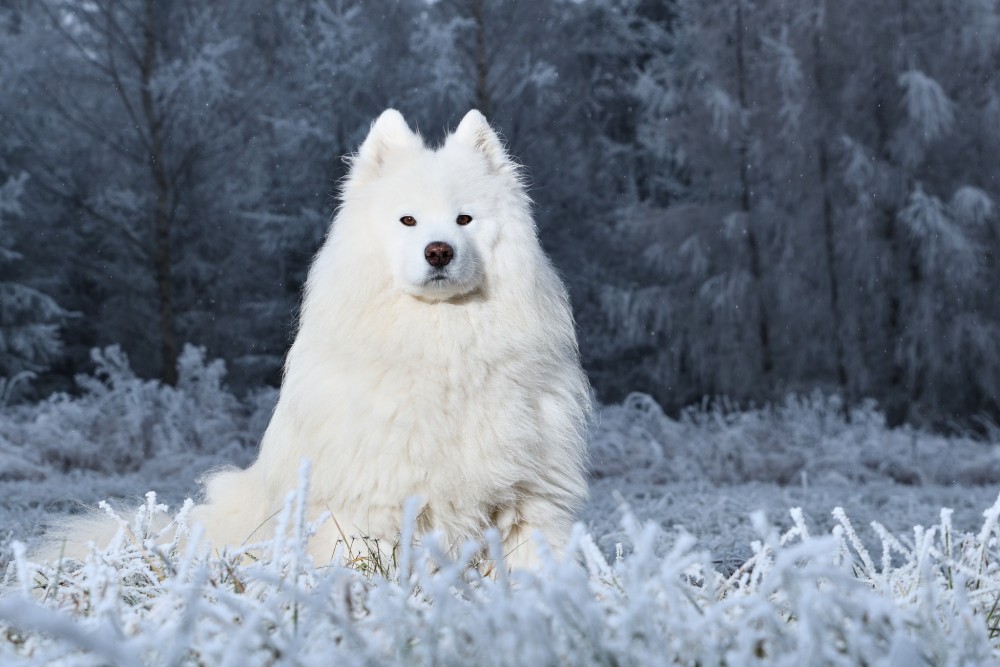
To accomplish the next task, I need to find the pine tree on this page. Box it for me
[0,174,68,383]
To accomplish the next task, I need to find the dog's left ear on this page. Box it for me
[448,110,517,177]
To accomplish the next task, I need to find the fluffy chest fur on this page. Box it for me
[256,291,556,541]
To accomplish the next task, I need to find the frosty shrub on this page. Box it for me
[0,345,253,475]
[2,478,999,665]
[590,392,1000,487]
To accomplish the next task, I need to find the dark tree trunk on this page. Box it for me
[140,0,178,386]
[812,27,850,406]
[734,0,773,380]
[869,57,912,427]
[471,0,491,119]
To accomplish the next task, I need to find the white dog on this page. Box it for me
[42,109,591,570]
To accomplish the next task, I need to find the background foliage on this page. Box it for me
[1,0,998,427]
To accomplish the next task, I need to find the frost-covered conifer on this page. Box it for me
[0,175,67,385]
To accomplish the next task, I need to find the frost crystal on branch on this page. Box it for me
[951,186,995,227]
[898,70,955,142]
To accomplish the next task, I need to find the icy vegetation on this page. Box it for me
[2,488,1000,665]
[1,351,1000,664]
[0,347,274,544]
[4,0,1000,426]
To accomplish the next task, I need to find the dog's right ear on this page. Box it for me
[344,109,422,193]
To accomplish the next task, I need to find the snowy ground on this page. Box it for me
[2,348,1000,664]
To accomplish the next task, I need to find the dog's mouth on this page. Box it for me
[407,262,482,301]
[408,269,483,303]
[426,266,455,283]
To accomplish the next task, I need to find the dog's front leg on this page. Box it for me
[493,492,577,571]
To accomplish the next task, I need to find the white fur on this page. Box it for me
[37,109,591,570]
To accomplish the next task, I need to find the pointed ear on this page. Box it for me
[345,109,422,192]
[448,109,515,175]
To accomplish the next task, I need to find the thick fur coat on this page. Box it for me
[39,110,591,570]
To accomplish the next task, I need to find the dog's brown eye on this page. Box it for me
[456,214,473,226]
[400,215,417,226]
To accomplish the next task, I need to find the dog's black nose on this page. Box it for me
[425,242,454,268]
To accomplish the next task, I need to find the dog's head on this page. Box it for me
[337,109,530,302]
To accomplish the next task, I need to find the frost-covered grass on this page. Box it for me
[2,349,1000,664]
[3,486,1000,664]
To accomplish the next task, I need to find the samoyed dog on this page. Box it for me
[40,110,590,570]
